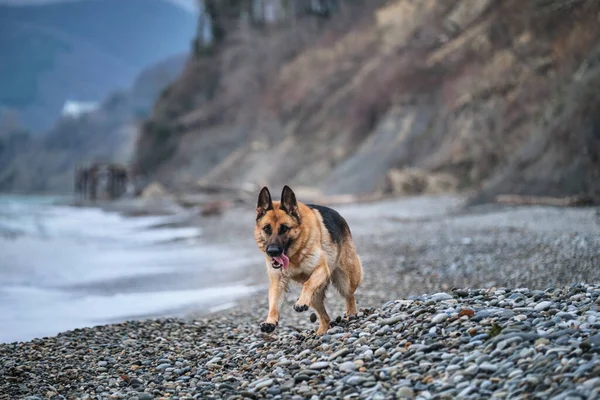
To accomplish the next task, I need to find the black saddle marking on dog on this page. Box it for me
[306,204,351,245]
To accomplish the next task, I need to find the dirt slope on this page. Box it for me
[135,0,600,203]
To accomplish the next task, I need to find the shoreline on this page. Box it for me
[0,195,261,344]
[32,193,600,325]
[2,194,599,398]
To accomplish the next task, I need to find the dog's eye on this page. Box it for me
[263,224,272,234]
[279,225,289,234]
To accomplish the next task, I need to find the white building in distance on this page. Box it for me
[61,100,99,118]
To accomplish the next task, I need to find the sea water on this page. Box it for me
[0,195,259,343]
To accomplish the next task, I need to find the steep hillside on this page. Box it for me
[135,0,600,204]
[130,55,191,119]
[0,0,196,132]
[0,54,187,193]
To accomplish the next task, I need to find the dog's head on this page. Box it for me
[254,185,301,269]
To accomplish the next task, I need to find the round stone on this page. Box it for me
[338,361,356,372]
[396,386,415,399]
[308,361,330,370]
[534,301,553,311]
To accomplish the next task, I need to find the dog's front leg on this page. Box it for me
[294,261,330,312]
[261,271,288,333]
[294,261,331,334]
[294,260,329,307]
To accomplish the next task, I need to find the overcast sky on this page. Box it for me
[0,0,198,13]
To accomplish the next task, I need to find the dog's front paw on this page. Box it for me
[294,302,309,313]
[260,321,277,333]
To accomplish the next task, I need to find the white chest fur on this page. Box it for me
[297,247,322,274]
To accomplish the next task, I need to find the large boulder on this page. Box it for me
[383,168,458,196]
[140,181,170,198]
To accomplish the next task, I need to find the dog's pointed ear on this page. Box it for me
[280,185,299,218]
[256,186,273,220]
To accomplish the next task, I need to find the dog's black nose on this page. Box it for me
[266,245,282,257]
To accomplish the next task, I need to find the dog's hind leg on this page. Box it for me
[345,294,358,316]
[333,248,363,317]
[311,288,331,335]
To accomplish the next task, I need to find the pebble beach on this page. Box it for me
[1,196,600,399]
[2,285,600,399]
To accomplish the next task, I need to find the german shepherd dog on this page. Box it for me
[254,186,363,335]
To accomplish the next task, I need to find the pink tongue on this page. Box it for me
[273,254,290,269]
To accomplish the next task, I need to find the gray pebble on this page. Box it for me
[374,347,387,357]
[535,301,553,311]
[255,378,274,390]
[479,362,498,373]
[329,348,350,360]
[396,386,415,399]
[381,314,405,326]
[431,293,453,302]
[308,361,330,370]
[431,313,448,324]
[346,375,364,386]
[338,361,356,372]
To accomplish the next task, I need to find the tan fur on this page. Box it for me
[254,186,363,335]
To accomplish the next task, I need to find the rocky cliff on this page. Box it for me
[135,0,600,204]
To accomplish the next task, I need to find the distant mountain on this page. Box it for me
[0,53,188,194]
[0,0,197,133]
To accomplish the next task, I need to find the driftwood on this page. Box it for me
[302,193,386,206]
[494,194,594,207]
[193,182,257,195]
[176,189,386,217]
[200,200,235,217]
[186,184,386,207]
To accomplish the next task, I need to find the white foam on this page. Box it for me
[1,196,201,246]
[0,283,259,343]
[0,195,260,343]
[36,206,200,245]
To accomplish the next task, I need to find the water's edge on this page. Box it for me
[0,195,261,343]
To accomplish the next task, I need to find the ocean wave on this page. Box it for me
[0,195,259,343]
